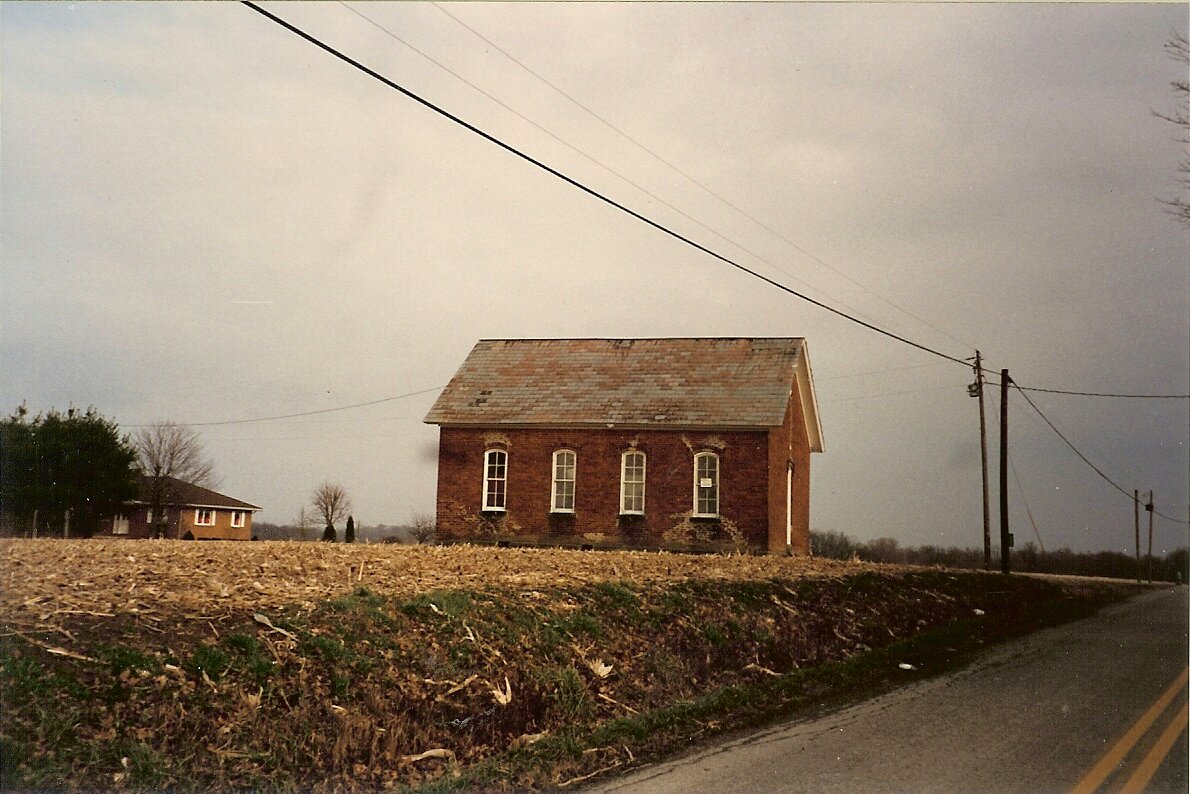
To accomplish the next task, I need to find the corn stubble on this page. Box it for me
[0,540,1127,792]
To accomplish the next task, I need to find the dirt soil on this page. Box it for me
[0,540,1139,792]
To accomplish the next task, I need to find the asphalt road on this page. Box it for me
[594,586,1189,794]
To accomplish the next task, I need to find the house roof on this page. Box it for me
[135,476,261,511]
[424,338,823,451]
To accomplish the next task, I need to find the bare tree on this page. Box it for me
[1156,31,1190,226]
[296,506,312,542]
[410,512,436,544]
[134,422,216,486]
[133,421,217,537]
[311,482,351,531]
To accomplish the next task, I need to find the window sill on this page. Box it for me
[550,509,575,515]
[691,513,720,520]
[619,511,645,517]
[481,508,506,514]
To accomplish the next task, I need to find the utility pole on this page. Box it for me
[1134,490,1141,583]
[1146,490,1154,583]
[969,351,992,571]
[1000,369,1011,574]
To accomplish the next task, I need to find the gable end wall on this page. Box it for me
[766,387,812,554]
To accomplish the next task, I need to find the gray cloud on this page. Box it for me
[2,2,1186,550]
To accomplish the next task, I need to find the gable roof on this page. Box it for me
[425,338,823,451]
[135,476,261,511]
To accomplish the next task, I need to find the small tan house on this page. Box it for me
[424,338,824,554]
[102,476,261,540]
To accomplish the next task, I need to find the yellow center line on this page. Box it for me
[1069,667,1189,794]
[1115,700,1189,794]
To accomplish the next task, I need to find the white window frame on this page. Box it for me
[483,449,508,511]
[231,510,246,528]
[145,508,153,525]
[620,450,646,515]
[195,508,216,526]
[693,452,720,518]
[551,449,576,513]
[112,514,130,535]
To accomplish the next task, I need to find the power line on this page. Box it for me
[819,361,947,382]
[125,385,446,429]
[248,3,1185,403]
[1015,386,1190,399]
[241,1,971,369]
[982,374,1189,400]
[1009,383,1190,525]
[831,383,966,402]
[1008,453,1046,553]
[241,1,1187,521]
[337,1,896,333]
[429,1,981,356]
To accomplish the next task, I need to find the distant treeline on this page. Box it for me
[252,522,416,544]
[811,530,1188,583]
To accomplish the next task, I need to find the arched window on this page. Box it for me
[483,449,507,511]
[551,450,576,513]
[620,450,646,514]
[693,452,719,517]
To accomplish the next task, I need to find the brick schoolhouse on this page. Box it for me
[423,338,823,554]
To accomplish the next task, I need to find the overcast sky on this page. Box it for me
[2,2,1187,554]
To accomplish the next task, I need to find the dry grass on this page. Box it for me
[0,540,1137,792]
[0,539,867,638]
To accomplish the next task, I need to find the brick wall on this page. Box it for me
[434,425,774,552]
[98,506,253,540]
[766,392,812,554]
[178,507,252,541]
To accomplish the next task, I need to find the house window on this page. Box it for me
[231,511,246,528]
[112,514,130,535]
[551,450,576,513]
[693,452,719,517]
[195,508,216,526]
[145,509,153,525]
[620,450,646,514]
[483,449,507,511]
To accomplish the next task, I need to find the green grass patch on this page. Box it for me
[589,581,641,611]
[554,610,603,639]
[539,666,594,722]
[401,589,474,619]
[96,643,160,677]
[184,643,229,682]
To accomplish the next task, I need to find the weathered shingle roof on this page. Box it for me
[425,338,822,446]
[135,476,261,511]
